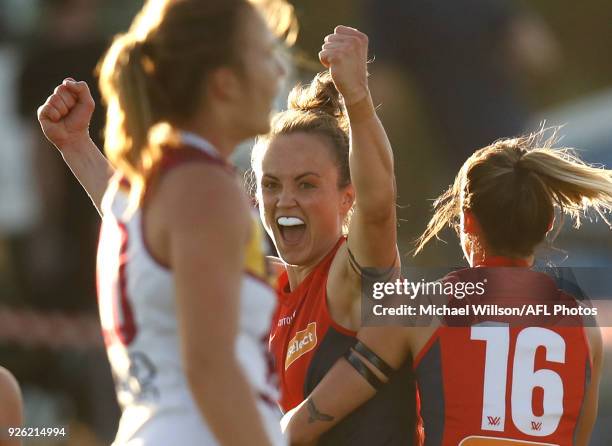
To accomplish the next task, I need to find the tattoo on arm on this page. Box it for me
[306,398,335,424]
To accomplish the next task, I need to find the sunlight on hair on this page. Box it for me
[97,0,299,211]
[250,0,299,45]
[415,127,612,256]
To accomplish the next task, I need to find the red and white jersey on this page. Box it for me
[96,133,283,445]
[414,264,592,446]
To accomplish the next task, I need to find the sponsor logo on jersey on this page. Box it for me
[285,322,317,370]
[277,310,297,328]
[487,416,501,427]
[531,421,542,432]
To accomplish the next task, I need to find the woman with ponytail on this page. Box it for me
[252,27,413,445]
[38,0,296,445]
[39,22,411,444]
[283,132,610,446]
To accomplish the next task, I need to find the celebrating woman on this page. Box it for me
[38,0,295,444]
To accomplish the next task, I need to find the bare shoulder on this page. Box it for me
[577,300,603,361]
[0,367,21,404]
[326,241,354,299]
[326,242,362,329]
[155,162,250,233]
[327,241,352,289]
[143,161,252,265]
[0,367,23,426]
[584,324,603,367]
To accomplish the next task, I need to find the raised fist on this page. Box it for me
[37,78,95,152]
[319,26,369,105]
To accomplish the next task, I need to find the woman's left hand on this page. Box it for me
[319,26,369,105]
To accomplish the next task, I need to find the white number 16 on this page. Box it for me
[471,325,565,437]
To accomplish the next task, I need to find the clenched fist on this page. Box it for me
[37,78,95,152]
[319,26,369,105]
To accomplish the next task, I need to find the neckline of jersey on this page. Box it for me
[180,131,222,160]
[475,256,531,267]
[278,237,346,306]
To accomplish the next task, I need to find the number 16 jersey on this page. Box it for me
[414,266,592,446]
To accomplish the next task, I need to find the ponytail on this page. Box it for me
[99,35,164,204]
[518,148,612,226]
[97,0,297,206]
[288,71,348,128]
[415,130,612,256]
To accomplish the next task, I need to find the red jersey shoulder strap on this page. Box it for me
[315,236,346,277]
[279,237,346,290]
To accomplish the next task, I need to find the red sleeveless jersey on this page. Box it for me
[414,263,592,446]
[269,238,356,412]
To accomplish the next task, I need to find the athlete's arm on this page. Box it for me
[282,326,410,444]
[574,325,603,446]
[38,79,114,215]
[0,367,23,446]
[160,164,273,446]
[320,26,398,276]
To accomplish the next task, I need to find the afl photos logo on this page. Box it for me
[285,322,317,370]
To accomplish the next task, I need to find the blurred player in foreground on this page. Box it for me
[38,0,295,444]
[283,133,611,446]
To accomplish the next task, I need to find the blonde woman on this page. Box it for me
[38,0,296,445]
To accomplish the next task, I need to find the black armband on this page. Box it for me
[344,348,384,390]
[347,246,397,281]
[353,341,394,376]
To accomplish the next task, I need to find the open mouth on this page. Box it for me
[277,216,307,245]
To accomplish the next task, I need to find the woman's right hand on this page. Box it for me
[37,78,95,152]
[37,78,113,215]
